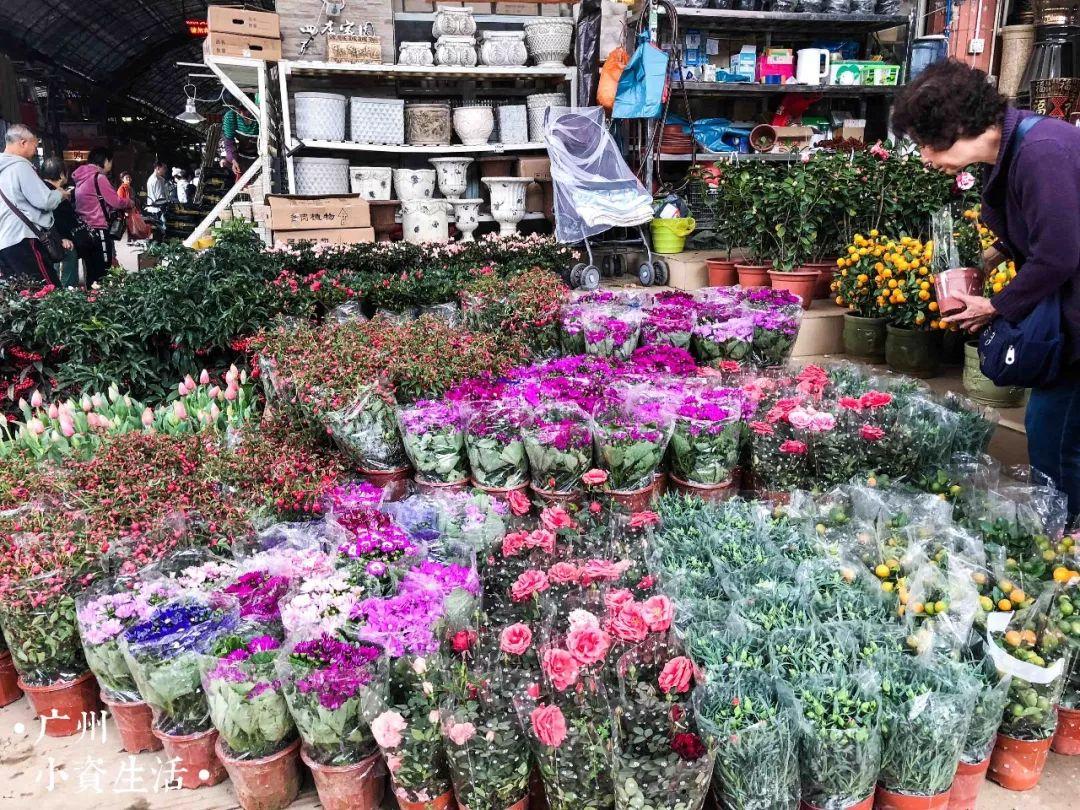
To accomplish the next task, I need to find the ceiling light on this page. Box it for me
[176,85,204,125]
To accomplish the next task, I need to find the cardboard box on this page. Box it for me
[273,228,376,247]
[401,0,435,9]
[268,195,372,231]
[462,1,494,11]
[207,6,281,39]
[517,156,551,182]
[525,182,544,213]
[495,2,540,14]
[541,3,567,15]
[773,126,814,150]
[204,32,283,61]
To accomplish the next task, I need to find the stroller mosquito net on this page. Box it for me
[544,106,653,244]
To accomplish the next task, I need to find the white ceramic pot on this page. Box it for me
[482,176,530,236]
[497,105,529,144]
[295,157,350,195]
[350,166,393,200]
[401,199,450,244]
[526,92,568,142]
[393,168,437,201]
[435,35,478,67]
[452,106,495,146]
[479,31,528,67]
[432,5,476,37]
[448,198,483,242]
[524,19,574,67]
[398,41,435,66]
[429,157,474,198]
[294,92,347,141]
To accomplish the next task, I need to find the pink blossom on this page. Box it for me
[582,469,608,487]
[506,489,531,516]
[658,656,695,694]
[859,424,885,442]
[566,626,611,666]
[640,595,674,633]
[30,390,42,408]
[499,623,533,655]
[511,570,550,602]
[547,562,581,585]
[540,506,576,532]
[372,710,407,749]
[199,369,211,385]
[541,648,579,691]
[447,721,476,746]
[567,609,601,632]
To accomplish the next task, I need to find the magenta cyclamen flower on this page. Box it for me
[291,635,382,710]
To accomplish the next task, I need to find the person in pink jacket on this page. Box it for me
[72,147,132,285]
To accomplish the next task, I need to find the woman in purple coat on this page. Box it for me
[892,60,1080,517]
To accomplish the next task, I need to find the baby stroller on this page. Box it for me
[545,106,668,290]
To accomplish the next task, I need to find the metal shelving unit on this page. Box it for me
[680,81,901,96]
[657,151,801,162]
[654,8,907,35]
[294,140,548,154]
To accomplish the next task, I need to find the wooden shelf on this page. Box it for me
[294,140,548,154]
[656,8,908,35]
[280,60,574,81]
[681,81,901,96]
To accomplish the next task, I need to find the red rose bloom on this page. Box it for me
[671,732,707,760]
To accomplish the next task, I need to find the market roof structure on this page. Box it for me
[0,0,275,121]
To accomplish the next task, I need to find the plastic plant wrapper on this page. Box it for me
[877,656,977,797]
[990,590,1070,740]
[203,631,296,759]
[1049,574,1080,655]
[903,558,980,656]
[611,640,715,810]
[939,391,998,457]
[560,305,588,355]
[964,485,1069,578]
[76,578,177,702]
[582,308,643,360]
[731,579,811,633]
[1061,651,1080,710]
[798,556,889,623]
[592,403,672,492]
[279,633,384,765]
[790,672,882,810]
[120,592,240,734]
[333,510,422,594]
[847,621,907,667]
[397,399,468,484]
[693,671,800,810]
[0,570,91,686]
[248,518,349,557]
[692,310,754,366]
[748,418,814,493]
[323,383,409,472]
[642,304,697,350]
[748,303,802,368]
[955,645,1012,763]
[681,619,768,678]
[143,545,239,593]
[522,403,594,494]
[668,389,743,487]
[465,402,529,489]
[881,398,961,487]
[768,623,859,682]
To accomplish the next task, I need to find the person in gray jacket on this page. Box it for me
[0,124,69,283]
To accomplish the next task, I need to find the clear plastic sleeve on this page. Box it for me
[465,402,529,489]
[592,405,672,493]
[768,622,859,680]
[668,389,744,487]
[397,399,469,485]
[522,402,594,494]
[324,383,409,472]
[956,644,1013,762]
[581,308,644,360]
[0,570,88,686]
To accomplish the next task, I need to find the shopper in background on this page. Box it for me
[221,103,258,183]
[39,157,82,287]
[72,146,132,286]
[145,161,168,207]
[117,171,133,203]
[892,59,1080,517]
[0,123,66,284]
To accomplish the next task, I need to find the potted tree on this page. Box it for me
[728,162,780,287]
[833,231,892,362]
[802,151,863,298]
[880,235,943,378]
[765,164,829,309]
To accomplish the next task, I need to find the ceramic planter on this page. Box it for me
[102,693,161,753]
[669,474,738,503]
[401,199,451,244]
[152,726,227,788]
[705,257,737,286]
[530,483,581,505]
[453,105,495,146]
[874,786,951,810]
[1052,706,1080,755]
[448,198,483,242]
[349,166,393,200]
[436,35,478,67]
[429,156,473,197]
[19,671,100,737]
[393,168,437,201]
[801,259,837,299]
[302,748,385,810]
[524,19,574,67]
[735,262,772,288]
[294,157,350,195]
[768,269,818,309]
[885,325,940,379]
[294,92,347,142]
[432,4,476,37]
[935,267,982,316]
[526,92,568,142]
[399,41,435,66]
[216,736,302,810]
[947,756,991,810]
[405,103,452,146]
[842,314,888,362]
[962,340,1026,407]
[480,30,528,66]
[0,651,22,707]
[987,732,1052,791]
[483,176,530,235]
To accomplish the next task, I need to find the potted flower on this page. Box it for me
[204,633,301,810]
[833,232,891,362]
[641,301,698,350]
[764,168,829,310]
[120,593,240,788]
[877,236,944,378]
[591,403,672,510]
[667,388,744,500]
[397,399,469,491]
[691,307,754,367]
[324,382,411,487]
[949,649,1012,810]
[745,298,802,368]
[281,634,386,810]
[582,309,643,360]
[465,402,529,496]
[722,162,778,286]
[522,403,594,501]
[747,414,814,503]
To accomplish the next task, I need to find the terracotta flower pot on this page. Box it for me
[301,748,385,810]
[768,269,818,310]
[472,480,529,502]
[875,785,951,810]
[395,787,457,810]
[102,692,161,753]
[461,797,529,810]
[606,481,656,512]
[947,756,991,810]
[216,736,302,810]
[653,471,669,497]
[152,726,228,788]
[360,465,411,502]
[802,260,837,299]
[735,262,772,288]
[987,732,1052,791]
[529,483,580,505]
[934,267,982,316]
[0,651,23,707]
[18,671,100,737]
[800,794,873,810]
[1052,706,1080,755]
[705,258,738,287]
[669,474,738,503]
[414,477,471,496]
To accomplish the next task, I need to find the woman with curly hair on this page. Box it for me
[892,59,1080,516]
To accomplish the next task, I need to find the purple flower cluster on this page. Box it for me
[337,516,418,578]
[694,317,754,343]
[744,287,801,309]
[399,400,464,435]
[630,345,698,376]
[750,308,799,336]
[583,315,635,347]
[325,481,384,514]
[224,571,292,623]
[528,416,592,452]
[207,635,281,686]
[466,405,526,443]
[352,587,443,658]
[402,561,480,598]
[291,635,382,710]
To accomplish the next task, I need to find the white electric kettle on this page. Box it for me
[796,48,831,85]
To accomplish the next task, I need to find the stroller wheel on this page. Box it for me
[613,253,626,276]
[581,265,601,291]
[569,263,586,288]
[637,262,656,287]
[653,260,670,286]
[600,255,614,277]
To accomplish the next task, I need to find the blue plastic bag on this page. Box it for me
[612,34,669,120]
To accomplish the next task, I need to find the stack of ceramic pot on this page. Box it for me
[433,5,478,67]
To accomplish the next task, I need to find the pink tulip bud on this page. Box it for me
[174,401,188,421]
[184,374,197,391]
[208,386,221,400]
[226,364,239,383]
[199,412,211,426]
[86,413,100,430]
[178,382,189,397]
[92,393,106,409]
[30,390,42,408]
[224,385,238,401]
[47,403,59,420]
[209,402,221,421]
[59,414,75,437]
[80,395,92,413]
[199,369,210,385]
[240,370,248,384]
[28,418,45,436]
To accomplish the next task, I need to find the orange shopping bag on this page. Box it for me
[598,46,629,113]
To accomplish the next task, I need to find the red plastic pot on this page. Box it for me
[472,480,529,502]
[987,732,1052,791]
[801,794,873,810]
[102,692,161,753]
[18,671,100,737]
[947,756,991,810]
[735,262,772,288]
[301,748,385,810]
[606,481,656,512]
[874,785,951,810]
[414,477,470,496]
[395,786,457,810]
[461,797,529,810]
[0,651,23,707]
[529,484,580,505]
[360,466,411,502]
[1052,705,1080,755]
[216,736,302,810]
[706,258,738,287]
[768,269,819,310]
[934,267,982,316]
[669,474,738,503]
[653,471,669,497]
[802,260,838,299]
[152,726,227,789]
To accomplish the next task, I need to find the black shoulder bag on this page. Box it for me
[93,174,128,240]
[0,178,65,263]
